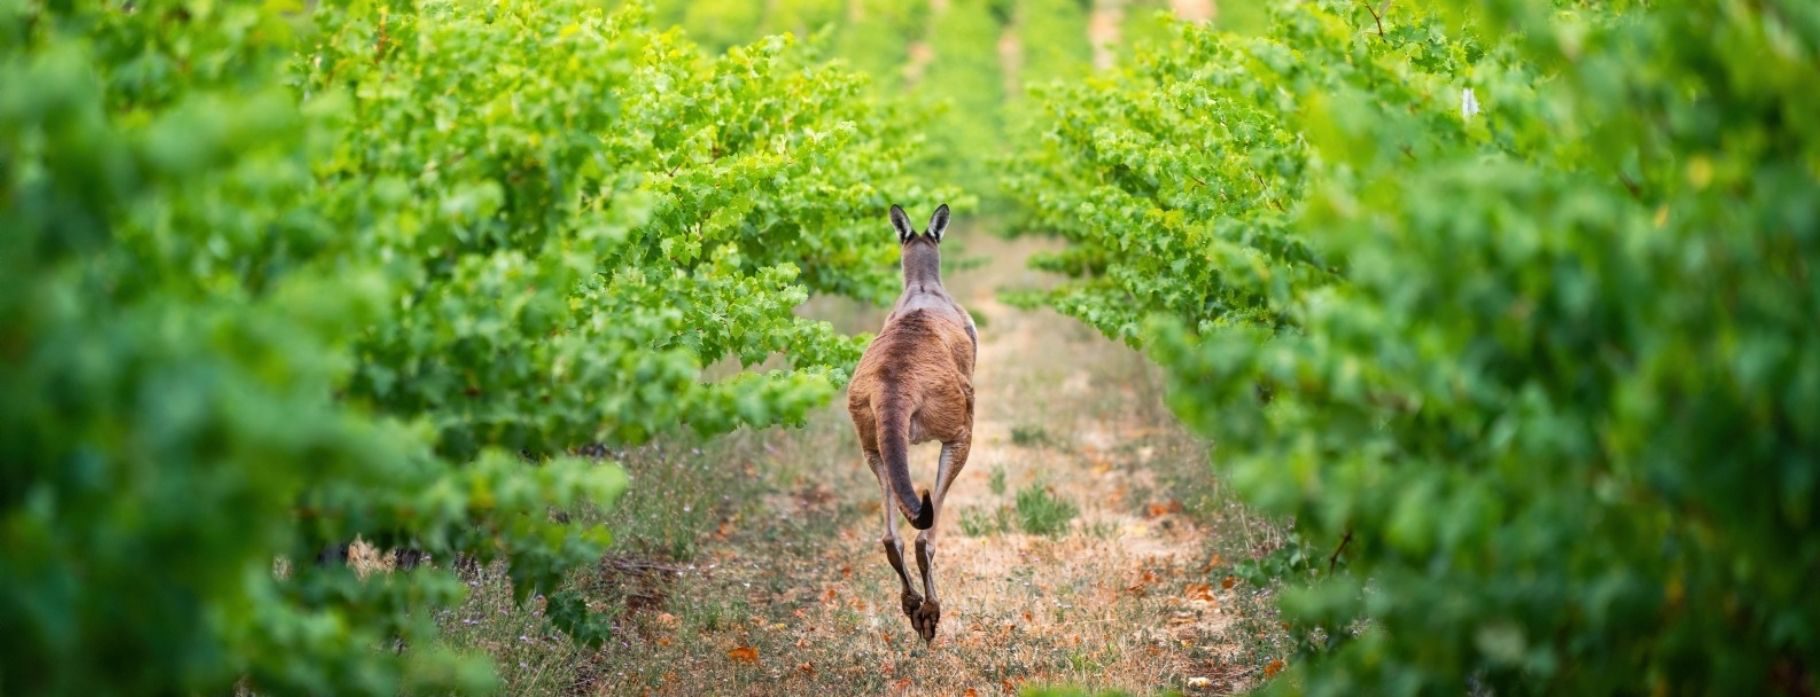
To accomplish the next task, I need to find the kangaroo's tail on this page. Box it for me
[876,401,934,529]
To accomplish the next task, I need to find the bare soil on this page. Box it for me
[1171,0,1215,23]
[1089,0,1123,70]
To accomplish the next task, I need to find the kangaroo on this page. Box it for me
[847,203,977,643]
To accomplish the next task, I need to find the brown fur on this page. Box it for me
[848,309,976,517]
[846,204,976,642]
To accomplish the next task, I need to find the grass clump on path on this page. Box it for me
[1015,482,1078,536]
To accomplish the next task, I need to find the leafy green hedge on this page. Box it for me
[1012,0,1820,693]
[1006,10,1322,341]
[0,1,951,695]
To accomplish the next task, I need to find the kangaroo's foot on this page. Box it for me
[912,536,942,643]
[911,599,941,643]
[900,588,924,617]
[883,537,924,630]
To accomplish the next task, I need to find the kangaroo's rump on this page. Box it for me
[848,309,973,531]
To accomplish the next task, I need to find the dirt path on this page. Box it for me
[1089,0,1123,70]
[1171,0,1215,23]
[575,232,1268,696]
[998,24,1022,99]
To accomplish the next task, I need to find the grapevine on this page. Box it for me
[1010,0,1820,692]
[0,2,953,694]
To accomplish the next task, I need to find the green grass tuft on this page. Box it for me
[1015,483,1077,536]
[1011,424,1052,447]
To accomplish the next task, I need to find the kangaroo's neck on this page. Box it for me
[900,241,942,295]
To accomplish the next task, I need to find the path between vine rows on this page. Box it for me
[582,232,1269,695]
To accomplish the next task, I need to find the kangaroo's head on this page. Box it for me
[890,203,950,291]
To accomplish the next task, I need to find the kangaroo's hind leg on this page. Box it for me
[912,432,971,643]
[866,448,924,620]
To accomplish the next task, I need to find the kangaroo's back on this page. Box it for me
[852,307,974,391]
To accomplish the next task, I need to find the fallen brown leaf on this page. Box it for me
[1126,568,1159,595]
[1145,500,1183,518]
[797,662,815,676]
[1221,575,1238,590]
[1185,582,1217,603]
[1199,553,1224,573]
[1264,659,1286,678]
[726,645,758,664]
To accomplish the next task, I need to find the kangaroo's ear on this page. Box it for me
[926,203,951,243]
[890,204,916,244]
